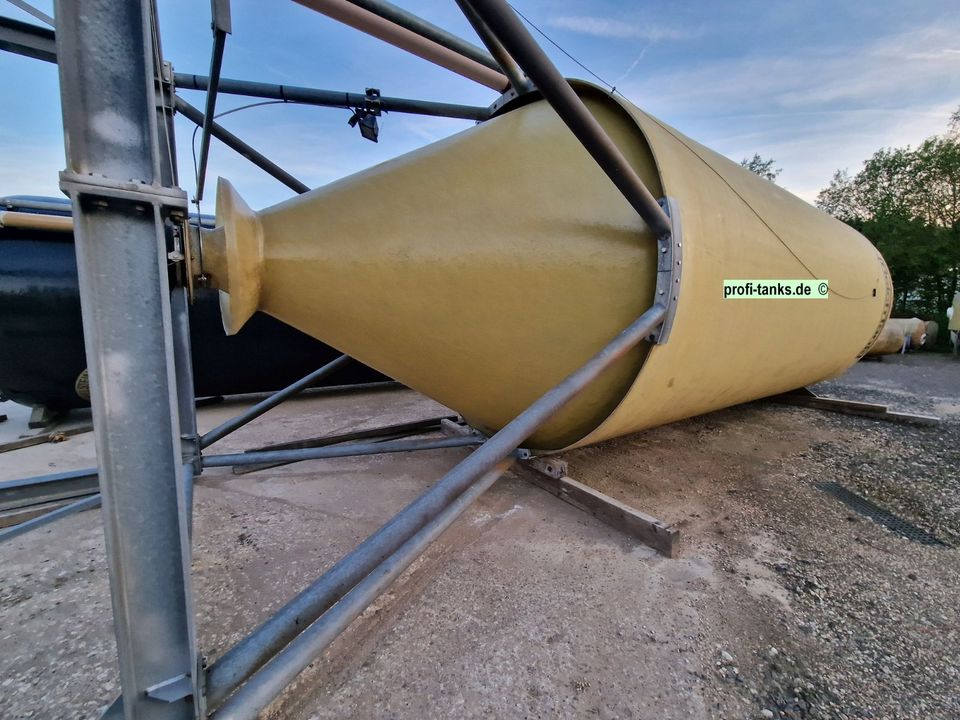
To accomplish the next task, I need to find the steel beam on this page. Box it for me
[231,415,457,474]
[293,0,508,91]
[468,0,673,238]
[0,494,102,544]
[175,95,311,194]
[0,14,54,62]
[53,1,199,717]
[7,0,54,26]
[201,434,485,469]
[204,303,665,711]
[211,460,514,720]
[454,0,529,92]
[346,0,499,71]
[0,468,98,512]
[174,73,490,121]
[194,0,232,202]
[200,354,351,448]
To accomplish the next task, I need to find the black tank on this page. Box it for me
[0,196,386,409]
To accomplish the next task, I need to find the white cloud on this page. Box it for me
[615,19,960,203]
[546,15,695,42]
[625,21,960,114]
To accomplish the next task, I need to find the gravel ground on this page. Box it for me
[0,353,957,719]
[682,352,960,720]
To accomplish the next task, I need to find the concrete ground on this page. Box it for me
[1,354,958,719]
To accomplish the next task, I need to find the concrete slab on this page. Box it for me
[1,358,959,720]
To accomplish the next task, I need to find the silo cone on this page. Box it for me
[201,82,891,451]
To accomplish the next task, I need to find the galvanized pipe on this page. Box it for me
[0,494,102,544]
[293,0,508,91]
[204,303,665,709]
[211,459,513,720]
[454,0,529,92]
[195,28,228,202]
[0,209,73,231]
[174,73,490,121]
[468,0,672,238]
[7,0,54,27]
[174,95,311,195]
[199,353,351,449]
[232,415,458,475]
[346,0,500,72]
[0,195,70,213]
[202,435,483,468]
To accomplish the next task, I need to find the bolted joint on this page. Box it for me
[649,197,682,345]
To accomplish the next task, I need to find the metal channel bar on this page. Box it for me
[0,494,102,544]
[0,468,98,512]
[53,0,198,716]
[232,415,458,475]
[212,459,513,720]
[468,0,673,238]
[174,73,490,121]
[7,0,54,26]
[202,435,484,468]
[346,0,499,71]
[174,96,311,194]
[246,416,456,453]
[293,0,508,91]
[200,354,351,449]
[0,15,55,63]
[455,0,529,92]
[205,303,666,709]
[194,28,226,201]
[195,0,231,202]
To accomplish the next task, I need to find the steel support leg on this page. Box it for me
[455,0,530,92]
[468,0,673,237]
[175,96,311,194]
[212,460,514,720]
[204,303,666,712]
[200,354,351,448]
[201,434,486,468]
[54,1,199,717]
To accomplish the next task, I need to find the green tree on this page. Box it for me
[816,109,960,333]
[740,153,781,183]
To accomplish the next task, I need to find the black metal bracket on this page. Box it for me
[348,88,383,143]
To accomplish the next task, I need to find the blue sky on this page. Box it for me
[1,0,958,208]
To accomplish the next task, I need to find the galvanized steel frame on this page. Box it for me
[53,2,200,718]
[1,1,677,718]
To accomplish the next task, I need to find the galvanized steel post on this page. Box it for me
[53,1,200,717]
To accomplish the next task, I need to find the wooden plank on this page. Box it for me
[0,423,94,454]
[770,391,940,426]
[0,500,73,529]
[522,466,679,557]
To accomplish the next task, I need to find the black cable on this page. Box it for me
[507,2,618,93]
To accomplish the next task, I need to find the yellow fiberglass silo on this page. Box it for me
[200,82,892,451]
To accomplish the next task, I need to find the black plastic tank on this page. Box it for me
[0,196,386,410]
